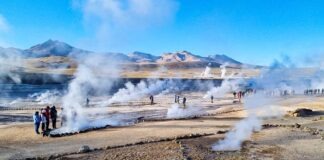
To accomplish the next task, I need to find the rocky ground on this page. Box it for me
[0,93,323,160]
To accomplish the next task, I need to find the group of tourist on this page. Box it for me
[304,88,324,95]
[174,95,187,106]
[33,106,57,136]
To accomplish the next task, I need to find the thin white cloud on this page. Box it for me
[74,0,179,50]
[0,14,10,47]
[0,14,9,32]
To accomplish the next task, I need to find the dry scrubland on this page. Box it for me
[0,93,324,160]
[22,56,261,78]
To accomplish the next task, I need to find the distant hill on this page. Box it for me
[128,51,160,63]
[0,39,247,67]
[156,51,207,63]
[24,39,89,57]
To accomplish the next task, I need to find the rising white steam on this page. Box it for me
[57,54,119,133]
[220,63,228,78]
[105,79,198,105]
[167,103,205,119]
[105,80,166,105]
[212,93,284,151]
[29,90,62,105]
[200,63,213,78]
[0,48,24,84]
[212,57,323,151]
[204,76,243,99]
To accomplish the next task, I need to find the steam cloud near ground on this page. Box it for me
[211,57,324,151]
[58,54,120,133]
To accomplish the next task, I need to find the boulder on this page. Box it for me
[79,145,91,153]
[292,108,313,117]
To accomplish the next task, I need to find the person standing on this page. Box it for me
[177,95,180,104]
[33,111,41,134]
[211,95,214,103]
[50,106,58,129]
[45,106,50,130]
[40,110,47,136]
[149,95,154,105]
[61,108,66,127]
[86,98,90,107]
[183,97,187,107]
[238,91,242,102]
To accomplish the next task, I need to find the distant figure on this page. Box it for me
[183,97,187,107]
[61,108,66,127]
[86,98,90,106]
[177,95,180,104]
[45,106,50,130]
[33,111,41,134]
[233,92,237,99]
[238,91,242,102]
[149,95,154,105]
[174,95,177,103]
[50,106,58,129]
[211,95,214,103]
[72,110,78,123]
[40,110,47,136]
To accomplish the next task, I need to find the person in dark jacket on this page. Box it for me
[149,95,154,105]
[33,111,41,134]
[211,95,214,103]
[50,106,58,129]
[183,97,187,107]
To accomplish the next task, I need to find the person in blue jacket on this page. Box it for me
[33,111,41,134]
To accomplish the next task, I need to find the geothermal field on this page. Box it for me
[1,56,324,160]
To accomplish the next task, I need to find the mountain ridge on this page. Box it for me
[0,39,244,67]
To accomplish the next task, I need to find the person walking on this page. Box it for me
[50,106,58,129]
[33,111,41,134]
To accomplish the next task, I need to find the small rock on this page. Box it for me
[79,145,91,153]
[294,123,301,128]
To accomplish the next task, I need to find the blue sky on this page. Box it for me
[1,0,324,65]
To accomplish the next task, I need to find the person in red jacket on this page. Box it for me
[45,106,50,130]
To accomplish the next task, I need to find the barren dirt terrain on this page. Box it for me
[0,93,324,160]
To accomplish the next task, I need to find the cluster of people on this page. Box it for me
[304,89,324,95]
[33,106,57,136]
[174,94,187,106]
[232,89,256,102]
